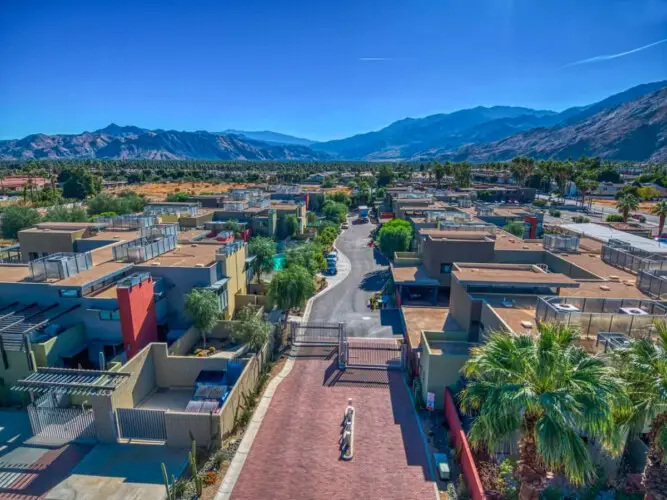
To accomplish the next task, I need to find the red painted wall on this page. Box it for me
[240,228,252,242]
[117,277,157,360]
[523,216,538,239]
[444,388,485,500]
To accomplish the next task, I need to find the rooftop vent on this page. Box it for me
[618,307,648,316]
[553,303,580,313]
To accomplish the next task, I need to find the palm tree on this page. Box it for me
[460,324,625,500]
[612,323,667,498]
[652,201,667,236]
[616,194,639,222]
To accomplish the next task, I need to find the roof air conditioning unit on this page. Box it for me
[553,303,580,312]
[195,263,205,267]
[152,261,161,266]
[618,307,649,316]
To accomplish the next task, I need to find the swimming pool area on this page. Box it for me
[272,254,286,271]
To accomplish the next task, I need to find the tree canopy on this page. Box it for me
[378,219,412,257]
[267,264,315,312]
[230,306,273,352]
[184,288,221,347]
[1,206,41,239]
[460,324,626,497]
[247,236,276,283]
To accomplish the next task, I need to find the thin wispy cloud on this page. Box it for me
[566,38,667,66]
[358,57,392,61]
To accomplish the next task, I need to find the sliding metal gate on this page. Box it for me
[345,338,405,370]
[290,321,343,345]
[116,408,167,441]
[27,392,97,443]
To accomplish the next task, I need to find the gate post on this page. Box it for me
[338,322,347,370]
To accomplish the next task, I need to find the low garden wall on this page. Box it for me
[218,327,275,438]
[166,410,221,449]
[444,388,485,500]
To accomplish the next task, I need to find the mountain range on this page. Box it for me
[1,80,666,162]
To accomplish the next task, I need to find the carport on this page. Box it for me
[390,264,440,306]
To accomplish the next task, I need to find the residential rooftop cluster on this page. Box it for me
[376,187,667,410]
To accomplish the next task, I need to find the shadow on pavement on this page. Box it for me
[359,269,390,291]
[380,309,405,335]
[290,345,338,360]
[373,248,389,266]
[388,371,434,481]
[322,361,390,389]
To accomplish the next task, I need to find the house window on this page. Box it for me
[440,263,452,273]
[59,288,80,298]
[99,310,121,321]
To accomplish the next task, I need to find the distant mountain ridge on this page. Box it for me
[426,86,667,163]
[312,81,667,161]
[0,128,330,161]
[2,80,666,162]
[220,130,316,146]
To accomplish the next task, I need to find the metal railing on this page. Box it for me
[601,239,667,274]
[29,252,93,281]
[536,296,665,340]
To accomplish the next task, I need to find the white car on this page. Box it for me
[341,222,349,229]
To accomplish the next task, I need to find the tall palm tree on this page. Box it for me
[460,324,625,500]
[612,323,667,498]
[652,201,667,236]
[616,194,639,222]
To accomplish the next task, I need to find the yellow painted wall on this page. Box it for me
[32,323,86,368]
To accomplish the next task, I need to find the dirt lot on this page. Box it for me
[107,182,259,200]
[591,197,656,212]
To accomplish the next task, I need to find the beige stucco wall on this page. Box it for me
[18,230,82,261]
[112,343,157,410]
[422,238,495,283]
[419,332,471,410]
[165,411,221,448]
[153,344,229,388]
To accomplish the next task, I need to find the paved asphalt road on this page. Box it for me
[308,216,403,338]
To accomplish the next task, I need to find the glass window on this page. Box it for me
[59,289,80,298]
[99,310,112,320]
[440,263,452,273]
[111,310,121,320]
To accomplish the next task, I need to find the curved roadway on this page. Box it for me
[308,216,402,338]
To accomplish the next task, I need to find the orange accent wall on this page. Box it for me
[118,277,158,360]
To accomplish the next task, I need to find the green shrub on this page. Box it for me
[571,215,590,223]
[606,214,624,222]
[548,209,561,217]
[532,199,547,208]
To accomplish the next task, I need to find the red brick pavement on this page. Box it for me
[231,356,435,500]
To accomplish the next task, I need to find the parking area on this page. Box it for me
[0,410,93,499]
[46,442,189,500]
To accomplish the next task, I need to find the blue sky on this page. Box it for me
[1,0,666,141]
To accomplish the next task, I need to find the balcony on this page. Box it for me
[536,296,666,340]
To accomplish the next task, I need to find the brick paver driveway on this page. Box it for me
[231,349,435,500]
